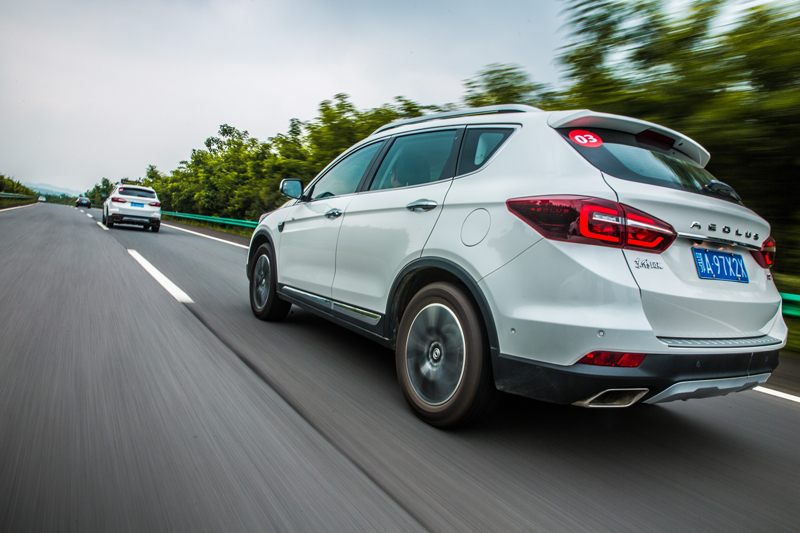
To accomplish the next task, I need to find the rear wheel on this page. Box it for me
[396,282,497,428]
[102,211,106,224]
[151,224,160,233]
[249,243,291,321]
[106,215,114,228]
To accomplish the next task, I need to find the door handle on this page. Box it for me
[325,208,343,219]
[406,200,438,212]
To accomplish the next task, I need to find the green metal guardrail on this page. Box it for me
[0,192,34,199]
[162,211,259,229]
[781,293,800,317]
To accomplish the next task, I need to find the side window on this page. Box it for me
[369,129,458,191]
[456,128,514,175]
[309,141,383,200]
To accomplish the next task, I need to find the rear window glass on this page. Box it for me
[118,187,156,199]
[457,128,514,175]
[557,127,742,204]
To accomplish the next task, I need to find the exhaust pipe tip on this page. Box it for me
[573,388,649,408]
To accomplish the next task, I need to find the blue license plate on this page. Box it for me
[693,248,749,283]
[131,202,144,207]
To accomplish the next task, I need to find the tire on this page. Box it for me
[102,211,106,224]
[249,243,291,321]
[151,224,160,233]
[396,282,497,428]
[107,216,114,228]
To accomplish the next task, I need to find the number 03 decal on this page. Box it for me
[569,130,603,148]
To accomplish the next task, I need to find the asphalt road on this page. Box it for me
[2,202,798,532]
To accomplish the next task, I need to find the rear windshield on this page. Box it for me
[557,127,742,204]
[118,187,156,199]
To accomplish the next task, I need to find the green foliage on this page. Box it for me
[463,63,560,109]
[0,174,36,197]
[84,177,113,206]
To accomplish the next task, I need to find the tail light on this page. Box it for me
[751,236,776,269]
[577,351,646,367]
[112,197,126,203]
[507,196,676,253]
[149,201,161,207]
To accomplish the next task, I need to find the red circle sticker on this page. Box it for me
[569,130,603,148]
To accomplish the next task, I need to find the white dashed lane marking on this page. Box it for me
[128,249,194,304]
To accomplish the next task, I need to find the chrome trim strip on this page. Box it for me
[657,335,782,348]
[677,232,761,251]
[332,302,381,326]
[282,286,381,325]
[644,373,770,404]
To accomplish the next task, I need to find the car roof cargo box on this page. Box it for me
[547,110,710,167]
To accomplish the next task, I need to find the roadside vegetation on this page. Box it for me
[80,0,798,283]
[0,174,37,209]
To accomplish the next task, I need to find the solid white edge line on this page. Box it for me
[97,221,109,231]
[754,386,800,404]
[0,203,38,213]
[127,249,194,303]
[161,223,249,249]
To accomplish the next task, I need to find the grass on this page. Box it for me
[0,199,36,209]
[161,215,254,238]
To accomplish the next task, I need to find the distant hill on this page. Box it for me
[22,182,83,197]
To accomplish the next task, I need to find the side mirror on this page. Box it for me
[280,179,303,200]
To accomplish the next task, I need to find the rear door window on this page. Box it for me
[456,127,514,175]
[369,129,459,191]
[557,127,742,204]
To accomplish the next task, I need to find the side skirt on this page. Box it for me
[277,285,392,349]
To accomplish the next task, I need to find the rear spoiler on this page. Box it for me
[547,110,710,167]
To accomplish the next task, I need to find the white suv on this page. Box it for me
[103,184,161,232]
[247,105,786,427]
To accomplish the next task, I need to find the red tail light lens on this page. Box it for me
[111,197,126,203]
[149,201,161,207]
[507,196,676,253]
[622,205,676,252]
[751,236,776,269]
[578,351,646,367]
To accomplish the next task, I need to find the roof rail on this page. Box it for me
[371,104,541,136]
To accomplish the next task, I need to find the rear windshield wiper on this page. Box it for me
[701,180,742,204]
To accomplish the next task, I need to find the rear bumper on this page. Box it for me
[492,349,779,406]
[108,214,160,226]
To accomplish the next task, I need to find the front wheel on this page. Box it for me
[396,282,497,428]
[249,243,291,321]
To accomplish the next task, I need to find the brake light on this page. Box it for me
[149,202,161,207]
[622,205,676,252]
[577,351,646,367]
[507,196,676,253]
[112,197,126,203]
[751,236,776,269]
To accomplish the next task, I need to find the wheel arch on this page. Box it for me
[247,229,276,280]
[386,258,499,359]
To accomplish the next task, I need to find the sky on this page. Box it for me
[0,0,569,193]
